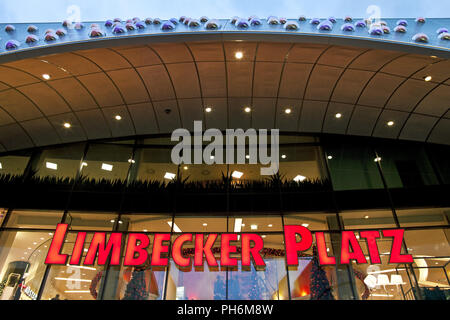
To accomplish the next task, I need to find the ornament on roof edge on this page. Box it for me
[112,25,127,34]
[89,29,105,37]
[200,16,209,23]
[161,21,176,30]
[284,22,299,30]
[5,25,15,32]
[369,25,383,35]
[169,18,178,25]
[298,16,306,22]
[188,19,200,27]
[205,20,220,30]
[105,20,113,27]
[5,40,20,50]
[25,35,39,43]
[236,18,249,28]
[279,18,287,24]
[230,16,239,24]
[183,18,191,25]
[44,32,58,41]
[125,23,136,31]
[136,21,146,29]
[412,33,429,43]
[396,19,408,26]
[27,25,38,33]
[250,17,262,26]
[310,18,320,25]
[62,20,71,27]
[318,20,333,31]
[145,18,153,25]
[436,27,448,34]
[113,18,122,23]
[344,16,353,22]
[179,16,186,23]
[74,23,84,30]
[438,32,450,40]
[355,20,366,28]
[394,25,407,33]
[268,17,280,25]
[56,29,67,37]
[341,23,355,32]
[382,26,390,34]
[415,17,426,23]
[153,18,162,25]
[328,17,337,23]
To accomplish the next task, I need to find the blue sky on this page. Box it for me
[0,0,447,23]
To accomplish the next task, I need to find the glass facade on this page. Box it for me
[0,134,448,301]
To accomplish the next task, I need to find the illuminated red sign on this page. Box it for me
[44,224,413,267]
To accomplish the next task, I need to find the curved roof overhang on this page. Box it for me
[0,18,448,152]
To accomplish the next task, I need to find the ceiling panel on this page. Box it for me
[107,69,150,104]
[278,63,312,99]
[275,98,301,132]
[304,65,342,101]
[253,62,283,97]
[113,46,161,67]
[5,59,70,81]
[21,118,61,147]
[150,43,192,63]
[153,100,182,133]
[47,113,87,143]
[17,83,71,116]
[0,89,42,121]
[228,97,252,129]
[0,66,38,87]
[137,65,176,101]
[0,123,34,150]
[318,46,366,68]
[47,77,98,111]
[298,100,327,133]
[286,44,328,63]
[178,98,204,132]
[127,102,159,135]
[331,69,375,104]
[101,106,136,137]
[166,63,201,99]
[358,73,404,107]
[322,102,354,134]
[252,98,277,129]
[42,52,101,76]
[372,109,410,139]
[399,114,439,142]
[77,73,124,107]
[349,49,404,71]
[256,42,292,62]
[427,118,450,145]
[188,42,224,61]
[197,62,227,98]
[414,85,450,117]
[347,106,381,136]
[386,79,436,112]
[76,49,131,71]
[0,107,15,126]
[227,61,253,97]
[75,109,111,140]
[412,59,450,83]
[381,54,434,77]
[203,97,228,130]
[224,42,257,62]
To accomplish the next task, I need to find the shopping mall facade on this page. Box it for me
[0,15,449,301]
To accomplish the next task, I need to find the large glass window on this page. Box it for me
[0,152,31,176]
[5,210,63,229]
[34,144,85,180]
[340,209,398,230]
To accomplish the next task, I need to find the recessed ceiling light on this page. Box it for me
[262,235,266,238]
[327,155,333,160]
[203,223,208,227]
[335,113,342,119]
[110,220,115,223]
[285,108,292,114]
[101,163,113,171]
[430,55,437,59]
[42,74,51,80]
[183,166,188,170]
[210,156,215,160]
[235,51,243,59]
[302,223,309,228]
[424,76,432,82]
[46,162,58,170]
[251,225,258,230]
[245,155,250,159]
[244,107,252,113]
[164,172,176,180]
[232,171,244,179]
[281,155,287,159]
[294,175,307,182]
[268,224,273,227]
[143,229,148,232]
[205,107,212,113]
[128,159,136,164]
[115,115,122,121]
[364,215,370,219]
[63,123,71,128]
[387,121,395,127]
[374,157,382,162]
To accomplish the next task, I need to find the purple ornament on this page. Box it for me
[56,29,67,37]
[44,32,58,41]
[328,17,337,23]
[5,25,15,32]
[200,16,209,23]
[268,17,280,25]
[161,21,176,30]
[284,22,299,30]
[298,16,306,22]
[436,27,448,34]
[169,18,178,25]
[112,25,126,34]
[89,29,104,37]
[5,40,20,50]
[382,26,391,34]
[397,19,408,26]
[416,17,426,23]
[318,20,333,31]
[74,23,84,30]
[145,18,153,25]
[341,23,355,32]
[394,25,407,33]
[125,23,136,31]
[369,25,383,35]
[438,32,450,40]
[236,18,249,28]
[250,17,262,26]
[344,16,352,22]
[310,18,320,25]
[105,20,113,27]
[153,18,162,25]
[355,20,366,28]
[136,21,146,29]
[188,19,200,27]
[279,17,287,24]
[113,18,122,23]
[205,20,220,30]
[27,25,38,33]
[412,33,429,43]
[25,35,39,43]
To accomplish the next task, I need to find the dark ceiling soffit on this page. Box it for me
[0,32,449,64]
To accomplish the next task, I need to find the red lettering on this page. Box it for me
[284,225,313,266]
[194,234,218,267]
[172,234,192,267]
[340,231,367,264]
[241,234,265,267]
[382,229,413,263]
[221,234,238,267]
[124,234,150,266]
[69,232,86,265]
[45,224,68,265]
[315,232,336,265]
[84,233,122,265]
[151,233,171,266]
[360,231,381,264]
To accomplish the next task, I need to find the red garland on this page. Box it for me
[89,271,103,300]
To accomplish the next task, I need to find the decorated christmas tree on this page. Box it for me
[309,246,334,300]
[122,268,149,300]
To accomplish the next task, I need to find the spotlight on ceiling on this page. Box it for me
[63,123,71,128]
[244,107,252,113]
[285,108,292,114]
[101,163,113,171]
[387,121,395,127]
[294,175,307,182]
[232,171,244,179]
[42,74,51,80]
[335,113,342,119]
[424,75,432,82]
[164,172,176,180]
[235,51,243,59]
[115,115,122,121]
[205,107,212,113]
